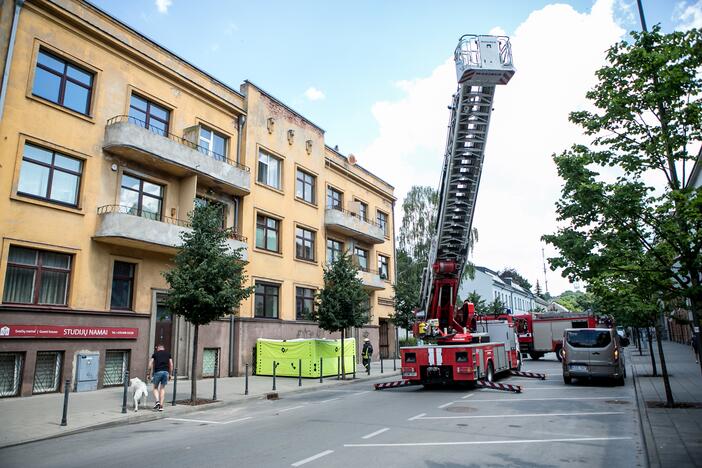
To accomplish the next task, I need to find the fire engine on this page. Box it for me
[400,34,519,386]
[514,311,596,361]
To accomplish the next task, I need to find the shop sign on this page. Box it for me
[0,324,139,339]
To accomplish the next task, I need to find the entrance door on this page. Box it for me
[379,319,389,359]
[155,293,173,352]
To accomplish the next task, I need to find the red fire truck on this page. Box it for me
[399,34,519,386]
[513,311,596,361]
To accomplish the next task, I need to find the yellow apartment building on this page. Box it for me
[0,0,396,397]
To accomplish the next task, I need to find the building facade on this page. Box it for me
[0,0,396,397]
[458,266,536,315]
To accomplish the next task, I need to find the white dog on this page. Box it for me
[129,377,149,412]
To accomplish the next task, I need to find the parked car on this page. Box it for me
[561,328,628,385]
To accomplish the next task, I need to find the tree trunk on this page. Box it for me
[636,328,643,356]
[405,328,409,340]
[340,328,346,380]
[655,324,674,408]
[690,295,702,377]
[647,327,657,376]
[191,324,199,402]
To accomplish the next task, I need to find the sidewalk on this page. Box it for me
[0,359,400,449]
[629,339,702,468]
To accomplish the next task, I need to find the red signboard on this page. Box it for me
[0,324,139,339]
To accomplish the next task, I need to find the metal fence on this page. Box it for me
[0,353,23,397]
[33,351,62,394]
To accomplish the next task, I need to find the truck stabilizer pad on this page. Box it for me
[374,380,413,390]
[475,380,522,393]
[510,370,546,380]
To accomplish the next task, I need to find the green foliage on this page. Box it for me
[399,337,418,347]
[313,251,369,332]
[392,249,421,329]
[498,268,532,291]
[163,204,253,326]
[554,290,595,313]
[465,290,488,316]
[398,186,439,261]
[542,26,702,331]
[487,297,506,316]
[535,280,544,299]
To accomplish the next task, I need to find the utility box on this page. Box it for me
[75,353,99,392]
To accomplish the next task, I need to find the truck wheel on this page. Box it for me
[615,376,625,386]
[555,345,563,362]
[529,352,542,360]
[563,375,572,385]
[486,362,495,383]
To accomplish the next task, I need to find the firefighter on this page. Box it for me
[362,337,373,372]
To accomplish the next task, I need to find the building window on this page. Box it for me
[119,174,163,221]
[194,197,226,229]
[103,350,129,386]
[326,186,343,210]
[128,94,170,136]
[110,261,136,310]
[199,126,228,161]
[3,246,71,305]
[296,169,316,204]
[32,49,94,115]
[295,227,315,261]
[255,215,279,252]
[202,348,219,377]
[16,143,83,207]
[257,149,281,189]
[356,200,368,221]
[0,353,24,397]
[378,255,389,280]
[296,287,315,320]
[354,247,369,271]
[33,351,62,394]
[327,239,343,264]
[255,282,279,318]
[376,211,388,235]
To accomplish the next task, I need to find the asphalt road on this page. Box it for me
[1,355,646,468]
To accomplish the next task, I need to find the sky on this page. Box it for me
[93,0,702,296]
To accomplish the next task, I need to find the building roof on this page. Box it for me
[242,81,325,133]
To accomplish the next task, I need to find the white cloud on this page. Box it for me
[155,0,172,14]
[358,0,625,295]
[304,86,326,101]
[674,1,702,30]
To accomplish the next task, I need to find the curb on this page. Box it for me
[0,370,401,450]
[631,355,658,468]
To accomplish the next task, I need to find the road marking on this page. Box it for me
[344,436,632,448]
[348,390,370,397]
[362,428,390,439]
[166,417,222,424]
[408,413,426,421]
[414,411,624,420]
[279,405,304,412]
[438,402,454,409]
[291,450,334,467]
[461,393,475,400]
[222,416,253,425]
[320,398,341,403]
[459,396,631,403]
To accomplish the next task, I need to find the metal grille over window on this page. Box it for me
[33,351,62,394]
[202,348,219,377]
[103,350,129,386]
[0,353,23,397]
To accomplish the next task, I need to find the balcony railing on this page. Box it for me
[96,205,247,242]
[326,206,382,228]
[106,115,249,172]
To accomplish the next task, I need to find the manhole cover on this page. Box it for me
[457,423,468,427]
[446,405,476,413]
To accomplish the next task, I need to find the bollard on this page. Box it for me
[381,357,384,374]
[245,363,249,395]
[272,361,277,391]
[393,355,397,371]
[213,361,218,401]
[337,356,341,380]
[60,379,70,426]
[121,370,129,414]
[171,368,178,406]
[319,357,323,383]
[298,359,302,387]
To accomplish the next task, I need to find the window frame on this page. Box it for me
[254,281,280,319]
[378,254,389,280]
[255,214,280,253]
[32,48,94,116]
[295,226,316,262]
[16,143,83,208]
[128,93,170,136]
[355,199,368,222]
[376,210,389,236]
[326,186,343,210]
[326,238,344,264]
[110,261,136,311]
[295,168,316,205]
[198,125,229,161]
[257,148,282,190]
[295,286,316,321]
[3,246,72,306]
[119,173,164,221]
[354,247,369,272]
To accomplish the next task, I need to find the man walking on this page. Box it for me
[362,337,373,372]
[148,344,173,411]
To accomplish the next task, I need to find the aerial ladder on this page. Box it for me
[397,35,522,388]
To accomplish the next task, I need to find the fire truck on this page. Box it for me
[514,311,596,361]
[400,34,519,386]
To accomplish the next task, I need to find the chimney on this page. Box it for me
[503,277,513,285]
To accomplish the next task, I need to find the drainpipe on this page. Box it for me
[0,0,24,122]
[228,314,235,376]
[236,115,246,164]
[391,199,398,352]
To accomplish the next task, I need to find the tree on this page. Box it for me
[542,26,702,376]
[487,297,506,317]
[163,204,253,401]
[313,252,369,378]
[554,291,595,313]
[392,249,422,339]
[535,280,544,299]
[465,291,488,316]
[498,268,532,291]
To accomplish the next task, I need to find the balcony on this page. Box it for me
[103,116,250,196]
[324,207,385,244]
[94,205,248,259]
[356,267,386,291]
